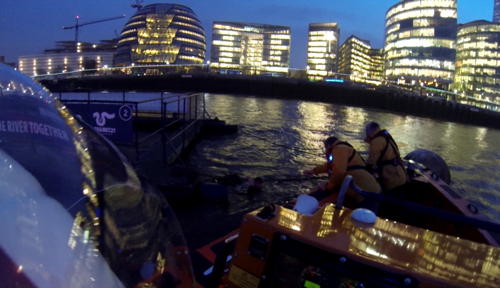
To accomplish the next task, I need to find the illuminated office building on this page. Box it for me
[114,3,206,67]
[306,22,339,80]
[210,21,290,76]
[495,0,500,23]
[452,21,500,103]
[18,41,115,76]
[338,36,384,85]
[384,0,457,88]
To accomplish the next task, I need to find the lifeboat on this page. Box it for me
[200,153,500,288]
[223,201,499,288]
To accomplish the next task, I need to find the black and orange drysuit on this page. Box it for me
[366,129,407,191]
[311,140,381,206]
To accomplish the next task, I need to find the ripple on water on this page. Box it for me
[188,94,500,223]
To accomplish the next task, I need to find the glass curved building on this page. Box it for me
[114,4,206,66]
[452,20,500,103]
[384,0,457,88]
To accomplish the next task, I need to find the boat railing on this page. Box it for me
[336,175,500,234]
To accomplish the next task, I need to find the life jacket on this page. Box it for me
[326,141,367,174]
[370,130,403,170]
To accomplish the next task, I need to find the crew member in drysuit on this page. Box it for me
[303,136,381,209]
[364,122,407,191]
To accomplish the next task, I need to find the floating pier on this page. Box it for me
[58,91,237,195]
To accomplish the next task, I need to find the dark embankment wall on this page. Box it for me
[40,74,500,129]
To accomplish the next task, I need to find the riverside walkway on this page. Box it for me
[42,73,500,129]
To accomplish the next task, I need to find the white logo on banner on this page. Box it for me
[92,112,115,127]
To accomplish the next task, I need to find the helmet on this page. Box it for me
[364,121,380,140]
[0,64,194,287]
[323,136,338,148]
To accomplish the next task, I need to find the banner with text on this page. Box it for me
[67,103,134,144]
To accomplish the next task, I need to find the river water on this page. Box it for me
[60,91,499,224]
[186,93,500,223]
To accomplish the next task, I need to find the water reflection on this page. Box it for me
[296,102,331,163]
[475,127,488,151]
[188,94,500,222]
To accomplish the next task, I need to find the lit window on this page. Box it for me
[309,47,327,53]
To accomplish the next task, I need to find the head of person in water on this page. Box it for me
[247,177,264,194]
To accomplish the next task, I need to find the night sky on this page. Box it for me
[0,0,493,68]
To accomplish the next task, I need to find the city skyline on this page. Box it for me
[0,0,493,68]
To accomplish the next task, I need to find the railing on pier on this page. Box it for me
[58,91,208,164]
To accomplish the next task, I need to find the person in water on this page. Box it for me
[364,122,407,191]
[215,174,263,195]
[246,177,264,195]
[303,136,381,208]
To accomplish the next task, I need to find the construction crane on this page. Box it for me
[63,15,126,43]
